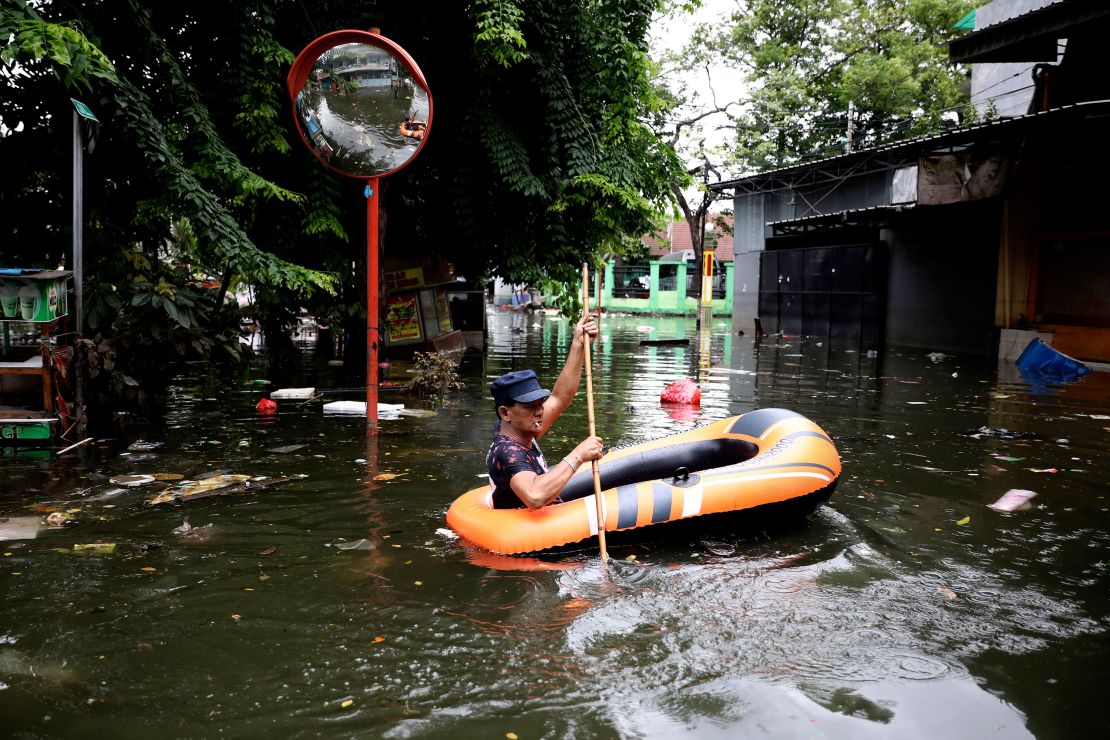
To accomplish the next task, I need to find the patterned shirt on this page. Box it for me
[487,433,550,509]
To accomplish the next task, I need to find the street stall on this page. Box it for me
[382,260,465,360]
[0,269,73,449]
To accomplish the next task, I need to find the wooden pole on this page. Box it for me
[582,263,608,563]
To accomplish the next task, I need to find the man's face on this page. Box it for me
[501,398,546,433]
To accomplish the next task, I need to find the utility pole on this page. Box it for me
[71,98,98,439]
[846,100,855,154]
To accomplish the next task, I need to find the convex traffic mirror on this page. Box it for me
[291,39,431,178]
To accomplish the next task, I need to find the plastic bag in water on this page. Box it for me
[660,378,701,406]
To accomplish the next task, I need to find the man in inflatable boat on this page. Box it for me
[487,316,605,510]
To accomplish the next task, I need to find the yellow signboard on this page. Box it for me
[385,267,425,292]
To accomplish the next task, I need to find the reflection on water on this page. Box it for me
[295,42,429,176]
[1,311,1108,737]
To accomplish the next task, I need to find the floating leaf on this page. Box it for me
[373,636,385,643]
[938,587,957,599]
[341,699,354,709]
[956,516,970,526]
[373,472,404,481]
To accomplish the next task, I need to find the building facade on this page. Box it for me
[718,0,1110,361]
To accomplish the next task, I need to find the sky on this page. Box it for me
[647,0,747,203]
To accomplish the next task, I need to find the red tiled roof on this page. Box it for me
[641,215,734,261]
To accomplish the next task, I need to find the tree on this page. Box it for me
[699,0,977,170]
[455,0,688,298]
[2,0,687,328]
[647,0,975,288]
[1,0,349,421]
[647,1,741,308]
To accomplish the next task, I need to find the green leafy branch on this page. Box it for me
[474,0,530,68]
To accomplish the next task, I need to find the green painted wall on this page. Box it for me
[603,260,733,316]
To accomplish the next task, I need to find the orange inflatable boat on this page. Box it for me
[399,121,425,139]
[447,408,840,555]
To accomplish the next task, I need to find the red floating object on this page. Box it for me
[660,378,701,406]
[256,398,278,414]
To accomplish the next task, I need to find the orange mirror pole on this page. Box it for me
[582,263,608,563]
[366,177,379,435]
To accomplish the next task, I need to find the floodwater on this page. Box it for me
[2,310,1108,738]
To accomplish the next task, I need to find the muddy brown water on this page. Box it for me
[2,311,1108,738]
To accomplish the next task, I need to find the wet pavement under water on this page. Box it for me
[1,311,1108,738]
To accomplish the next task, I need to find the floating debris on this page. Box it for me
[398,408,437,419]
[964,427,1036,440]
[270,387,316,400]
[322,401,404,419]
[147,475,292,506]
[109,474,155,487]
[988,489,1037,512]
[333,539,374,551]
[266,444,308,454]
[0,516,45,541]
[72,543,116,555]
[127,441,162,451]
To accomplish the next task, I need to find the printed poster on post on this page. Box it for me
[435,288,453,333]
[385,292,422,342]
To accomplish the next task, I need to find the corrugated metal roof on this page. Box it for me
[975,0,1067,30]
[949,0,1108,63]
[711,99,1110,191]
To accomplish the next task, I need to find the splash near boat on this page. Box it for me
[447,408,841,555]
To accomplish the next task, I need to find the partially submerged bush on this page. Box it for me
[408,352,462,401]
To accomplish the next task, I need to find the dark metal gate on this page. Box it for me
[758,243,887,347]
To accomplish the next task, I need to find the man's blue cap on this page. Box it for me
[491,369,550,407]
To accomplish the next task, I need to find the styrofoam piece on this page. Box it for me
[988,488,1037,513]
[271,387,316,399]
[109,474,155,487]
[322,401,405,418]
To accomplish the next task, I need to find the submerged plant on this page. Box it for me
[408,352,463,402]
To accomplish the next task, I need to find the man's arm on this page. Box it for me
[536,315,596,438]
[508,434,605,509]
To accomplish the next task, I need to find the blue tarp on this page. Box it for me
[0,268,44,276]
